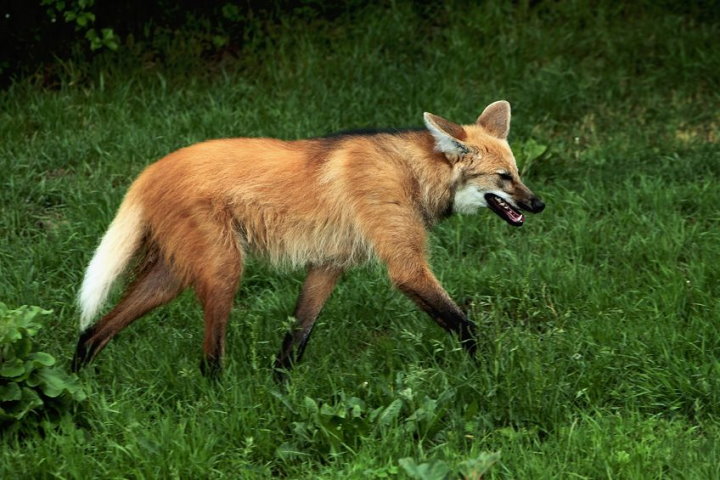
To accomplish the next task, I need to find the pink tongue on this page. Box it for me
[509,210,524,223]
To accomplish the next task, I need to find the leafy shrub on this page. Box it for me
[41,0,119,51]
[0,303,85,433]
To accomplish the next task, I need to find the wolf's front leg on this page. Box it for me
[360,203,478,356]
[389,262,478,356]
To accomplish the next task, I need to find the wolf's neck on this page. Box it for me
[392,131,457,226]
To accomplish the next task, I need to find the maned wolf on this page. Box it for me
[72,100,545,378]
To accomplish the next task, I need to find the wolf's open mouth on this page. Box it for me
[485,193,524,226]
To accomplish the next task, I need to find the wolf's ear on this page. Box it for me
[476,100,511,139]
[423,112,469,156]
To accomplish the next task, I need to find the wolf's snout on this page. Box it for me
[519,196,545,213]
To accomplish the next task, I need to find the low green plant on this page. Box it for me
[399,451,500,480]
[0,303,86,433]
[277,374,454,458]
[41,0,119,51]
[280,393,370,457]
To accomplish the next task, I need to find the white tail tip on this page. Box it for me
[77,203,144,331]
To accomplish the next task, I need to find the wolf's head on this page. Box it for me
[424,101,544,226]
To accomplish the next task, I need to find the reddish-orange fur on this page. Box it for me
[73,101,544,377]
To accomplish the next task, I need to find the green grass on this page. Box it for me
[2,1,719,478]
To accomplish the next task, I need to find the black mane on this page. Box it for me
[316,126,425,140]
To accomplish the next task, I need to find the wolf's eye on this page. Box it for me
[498,172,513,181]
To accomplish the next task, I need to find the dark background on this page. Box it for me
[2,0,718,86]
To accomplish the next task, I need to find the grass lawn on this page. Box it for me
[1,2,719,478]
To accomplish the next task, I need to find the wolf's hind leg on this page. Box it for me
[193,244,244,378]
[72,249,186,371]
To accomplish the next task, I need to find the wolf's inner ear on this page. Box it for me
[476,100,511,139]
[423,112,469,156]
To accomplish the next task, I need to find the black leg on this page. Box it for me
[273,266,341,382]
[71,252,185,372]
[389,263,478,358]
[71,326,98,372]
[398,283,478,357]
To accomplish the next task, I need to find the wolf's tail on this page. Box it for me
[77,199,146,331]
